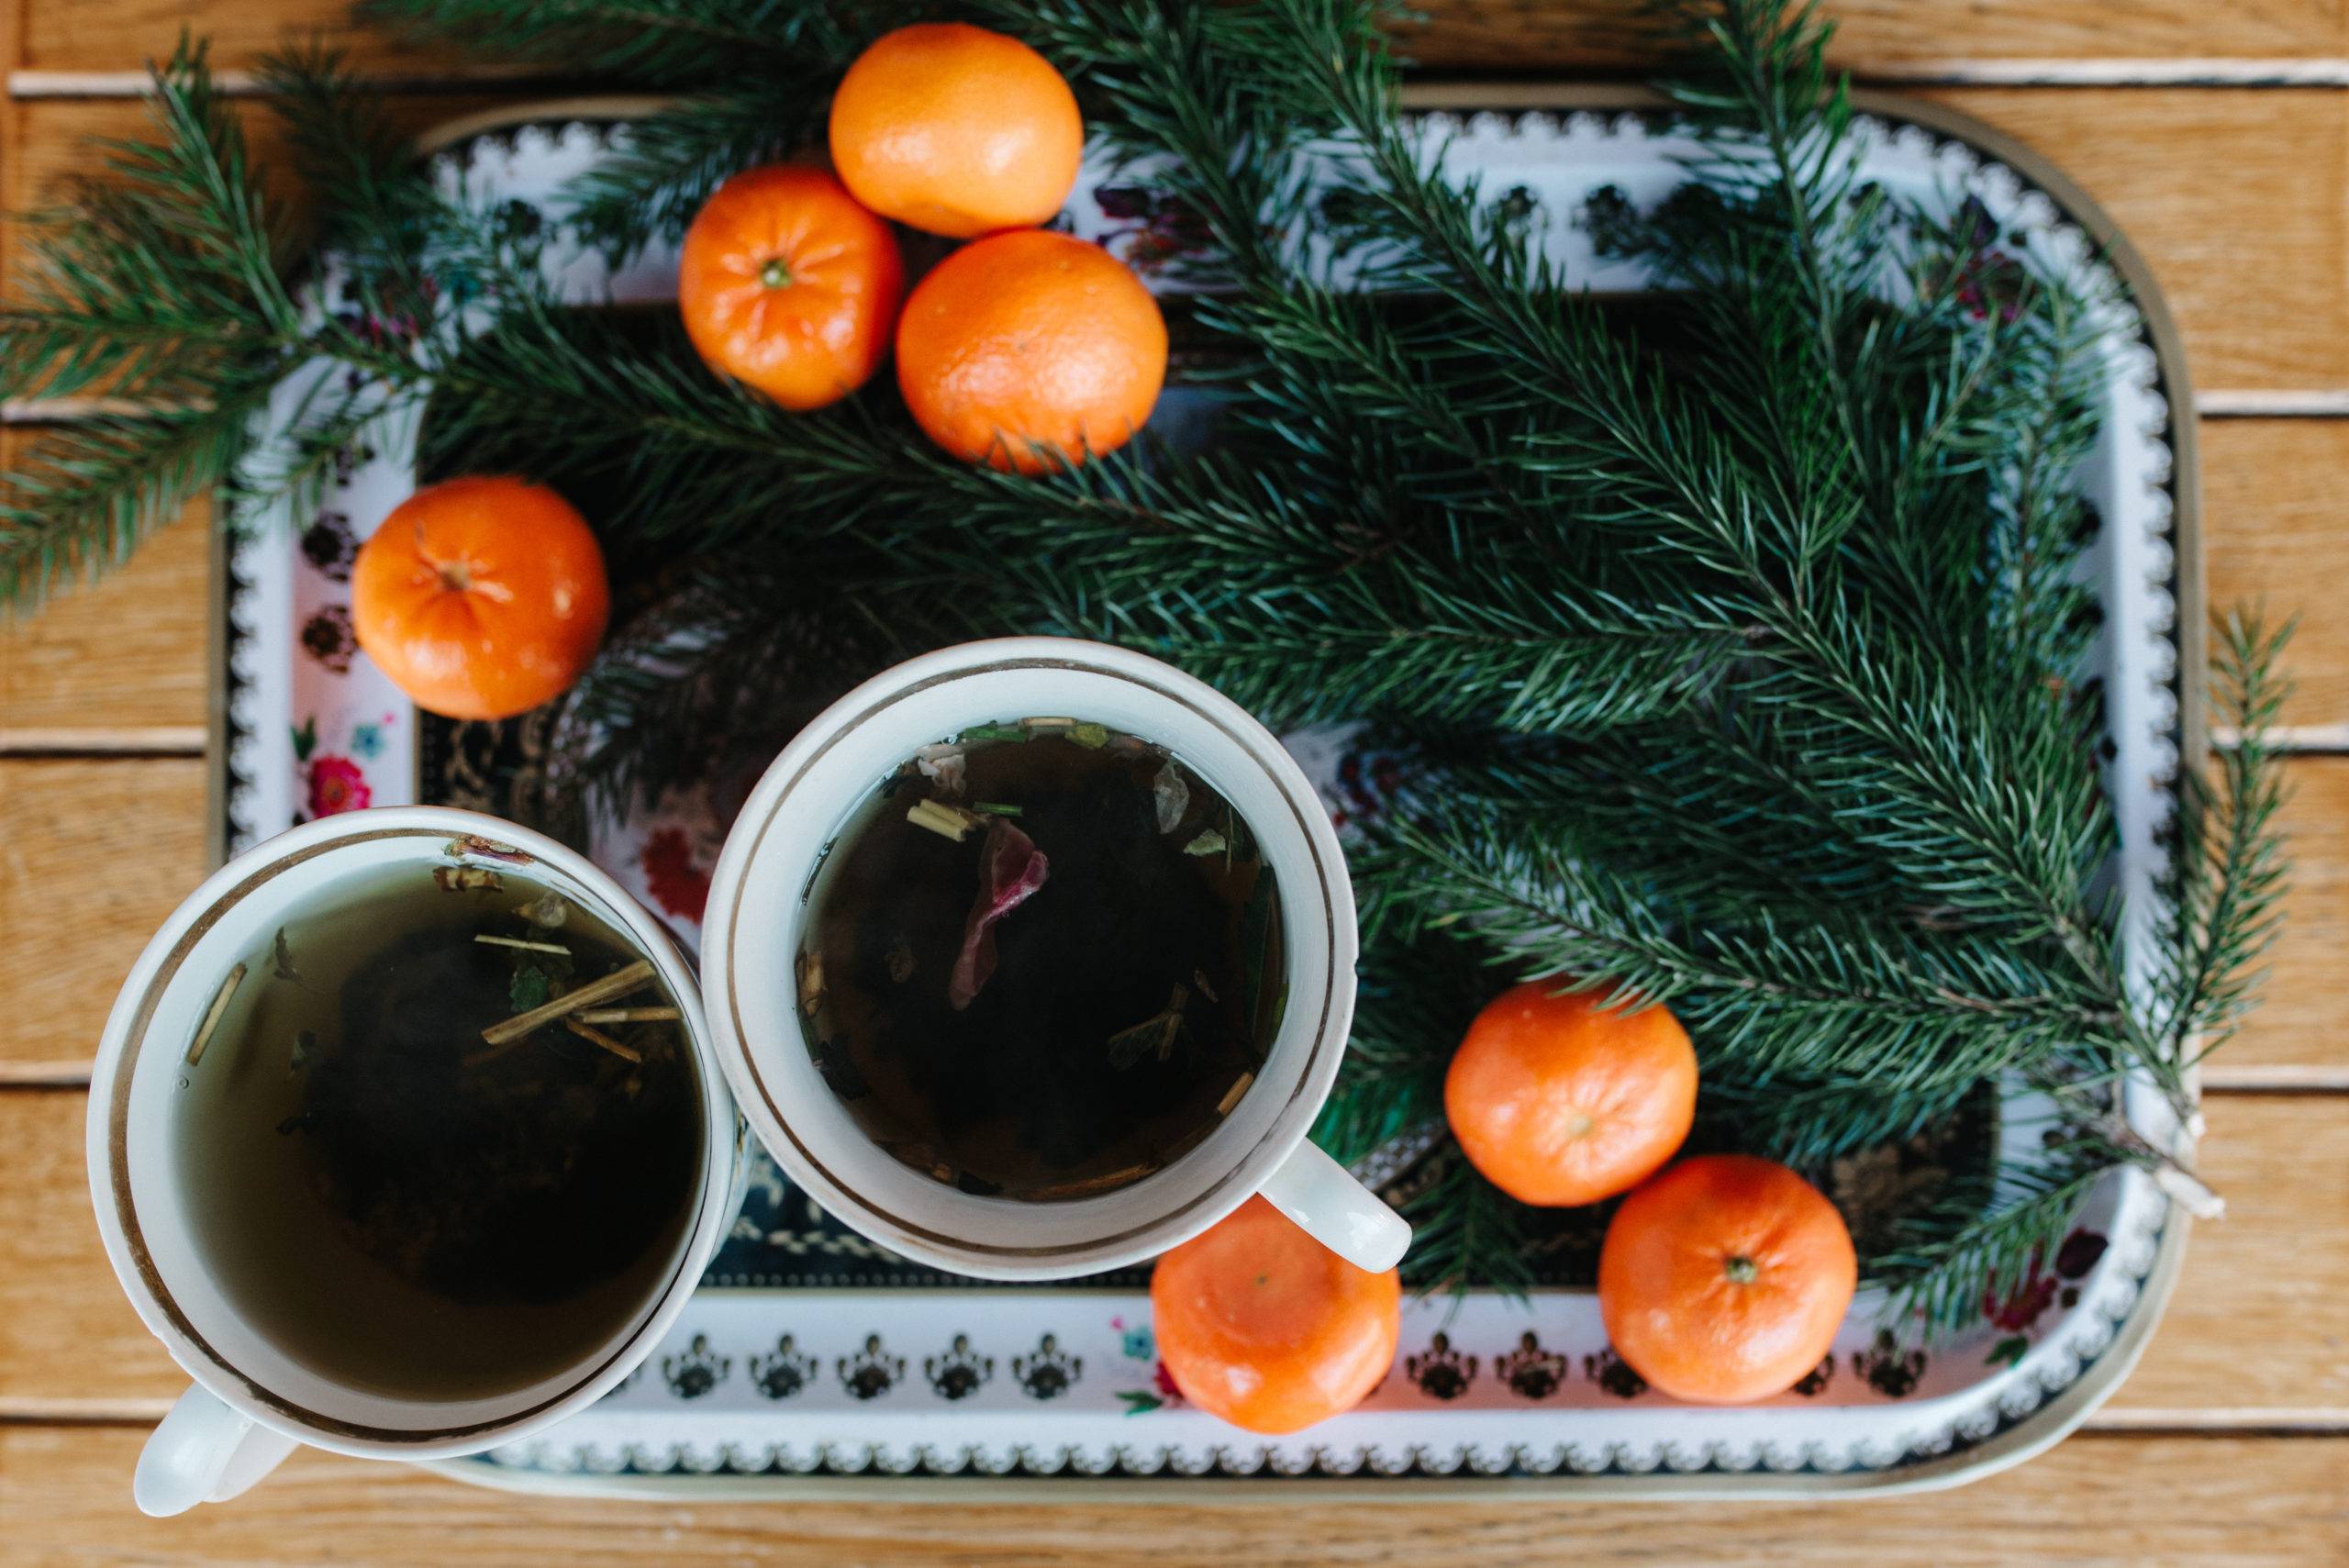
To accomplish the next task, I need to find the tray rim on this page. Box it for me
[213,80,2203,1500]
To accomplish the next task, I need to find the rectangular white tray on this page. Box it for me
[213,84,2200,1496]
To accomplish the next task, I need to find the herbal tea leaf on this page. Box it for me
[1106,985,1189,1069]
[519,893,570,929]
[509,966,555,1015]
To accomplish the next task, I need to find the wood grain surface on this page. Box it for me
[2,94,528,239]
[2204,419,2349,740]
[1,1428,2343,1568]
[1,1084,2340,1421]
[2239,758,2349,1080]
[1910,87,2349,396]
[1,1,2343,1561]
[0,500,211,751]
[15,0,2349,78]
[0,762,211,1074]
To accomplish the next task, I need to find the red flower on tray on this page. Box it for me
[640,826,713,924]
[306,754,372,817]
[1985,1270,2060,1333]
[1116,1361,1184,1416]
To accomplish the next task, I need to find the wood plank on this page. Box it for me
[16,0,472,83]
[2112,1095,2349,1419]
[0,486,211,745]
[4,94,528,254]
[0,1428,2340,1566]
[2204,420,2349,739]
[0,760,209,1071]
[0,0,21,334]
[1914,87,2349,396]
[2233,756,2349,1076]
[0,1089,172,1412]
[16,0,2349,80]
[3,1085,2340,1418]
[1397,0,2349,74]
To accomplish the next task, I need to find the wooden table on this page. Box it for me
[2,3,2344,1562]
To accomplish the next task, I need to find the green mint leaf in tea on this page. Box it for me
[172,869,703,1399]
[508,962,555,1014]
[802,721,1283,1201]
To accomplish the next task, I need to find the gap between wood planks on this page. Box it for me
[0,730,207,756]
[2,1398,2344,1432]
[21,59,2349,95]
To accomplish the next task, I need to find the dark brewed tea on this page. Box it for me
[800,719,1283,1200]
[172,862,703,1399]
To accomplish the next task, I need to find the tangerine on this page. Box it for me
[1151,1195,1400,1435]
[829,22,1084,238]
[351,476,608,722]
[1598,1154,1858,1404]
[1444,982,1698,1207]
[896,228,1166,473]
[677,164,905,411]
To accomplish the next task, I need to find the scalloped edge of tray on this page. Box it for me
[190,79,2199,1500]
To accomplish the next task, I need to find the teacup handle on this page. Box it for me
[1259,1140,1411,1273]
[134,1385,300,1517]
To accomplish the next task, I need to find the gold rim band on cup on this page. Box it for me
[727,656,1342,1260]
[105,826,716,1445]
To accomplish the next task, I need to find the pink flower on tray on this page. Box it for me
[306,754,372,817]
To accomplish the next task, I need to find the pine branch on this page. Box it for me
[2160,612,2294,1061]
[998,516,1733,734]
[259,47,440,270]
[0,41,315,609]
[1309,928,1479,1169]
[1872,1134,2116,1333]
[564,83,838,261]
[1362,805,2112,1096]
[0,39,295,402]
[1698,1071,1980,1170]
[0,388,270,608]
[1395,1151,1538,1297]
[536,551,926,822]
[406,298,934,542]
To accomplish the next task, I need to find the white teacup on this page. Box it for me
[703,637,1410,1279]
[87,807,739,1516]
